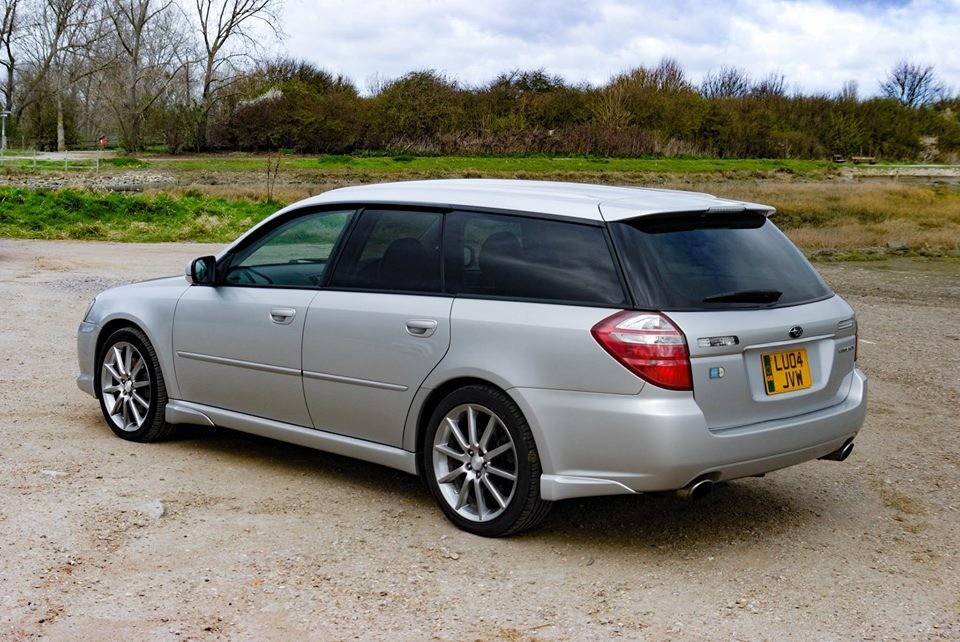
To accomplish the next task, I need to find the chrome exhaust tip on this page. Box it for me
[819,440,854,462]
[676,478,714,501]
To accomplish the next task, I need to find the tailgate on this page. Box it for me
[670,296,858,431]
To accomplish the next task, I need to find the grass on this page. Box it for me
[0,153,958,257]
[0,188,277,242]
[707,182,960,259]
[125,152,837,179]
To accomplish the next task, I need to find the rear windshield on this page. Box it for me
[610,213,833,310]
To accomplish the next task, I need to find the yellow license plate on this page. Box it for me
[762,348,812,395]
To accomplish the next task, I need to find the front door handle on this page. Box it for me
[270,308,297,325]
[405,319,438,337]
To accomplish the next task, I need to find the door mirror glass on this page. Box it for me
[186,256,216,285]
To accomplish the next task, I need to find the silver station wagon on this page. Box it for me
[77,179,867,536]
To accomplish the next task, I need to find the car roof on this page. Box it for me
[299,179,775,221]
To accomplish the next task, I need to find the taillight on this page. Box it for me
[591,311,692,391]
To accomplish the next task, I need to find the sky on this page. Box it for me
[278,0,959,98]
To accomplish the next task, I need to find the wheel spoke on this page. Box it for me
[445,417,469,451]
[129,398,145,427]
[104,393,120,415]
[129,357,145,380]
[485,442,513,460]
[435,443,469,463]
[102,383,121,394]
[111,346,126,375]
[131,391,150,414]
[486,465,517,482]
[122,345,133,376]
[466,406,479,447]
[455,475,472,510]
[473,477,487,520]
[437,464,467,484]
[104,362,123,382]
[482,476,508,509]
[479,415,497,450]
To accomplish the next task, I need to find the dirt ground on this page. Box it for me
[0,239,957,641]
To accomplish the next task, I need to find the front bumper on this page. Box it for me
[76,320,97,397]
[511,368,867,501]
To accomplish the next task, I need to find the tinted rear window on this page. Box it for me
[611,213,832,310]
[444,211,627,306]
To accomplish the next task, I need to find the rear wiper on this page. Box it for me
[702,289,783,304]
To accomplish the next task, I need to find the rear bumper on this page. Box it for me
[511,368,867,501]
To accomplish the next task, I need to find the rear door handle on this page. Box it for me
[270,308,297,325]
[405,319,438,337]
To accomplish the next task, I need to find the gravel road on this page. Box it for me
[1,240,958,641]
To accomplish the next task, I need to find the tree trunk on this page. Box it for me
[57,95,66,152]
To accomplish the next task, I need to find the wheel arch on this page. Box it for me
[93,317,178,399]
[412,376,516,478]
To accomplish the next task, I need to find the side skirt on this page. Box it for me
[165,400,418,475]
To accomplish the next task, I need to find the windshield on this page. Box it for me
[610,212,833,310]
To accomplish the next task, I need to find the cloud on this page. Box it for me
[281,0,960,96]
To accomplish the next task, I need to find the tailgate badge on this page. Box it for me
[789,326,804,338]
[697,335,739,348]
[709,367,725,379]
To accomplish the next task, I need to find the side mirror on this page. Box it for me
[186,256,216,285]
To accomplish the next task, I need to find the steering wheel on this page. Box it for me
[230,266,274,285]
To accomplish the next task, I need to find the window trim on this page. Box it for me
[212,200,634,308]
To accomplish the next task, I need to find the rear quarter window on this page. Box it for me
[445,211,627,306]
[611,213,833,310]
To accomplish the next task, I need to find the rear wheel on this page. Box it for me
[96,327,175,442]
[423,385,551,537]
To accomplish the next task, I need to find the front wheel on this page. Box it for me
[96,327,175,442]
[423,385,551,537]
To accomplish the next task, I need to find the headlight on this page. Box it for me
[82,297,98,322]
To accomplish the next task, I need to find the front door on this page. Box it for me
[172,208,356,426]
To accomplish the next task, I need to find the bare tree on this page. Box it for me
[0,0,19,112]
[700,66,750,99]
[880,60,945,107]
[19,0,105,150]
[192,0,281,148]
[614,58,693,93]
[102,0,190,150]
[838,79,858,103]
[590,84,630,130]
[751,72,786,98]
[650,57,690,93]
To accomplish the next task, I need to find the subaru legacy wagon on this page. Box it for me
[77,179,867,536]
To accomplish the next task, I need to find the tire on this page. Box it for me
[95,327,175,442]
[423,384,552,537]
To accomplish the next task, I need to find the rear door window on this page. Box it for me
[444,211,627,306]
[611,213,832,310]
[330,208,443,293]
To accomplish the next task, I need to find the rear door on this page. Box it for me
[302,208,452,446]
